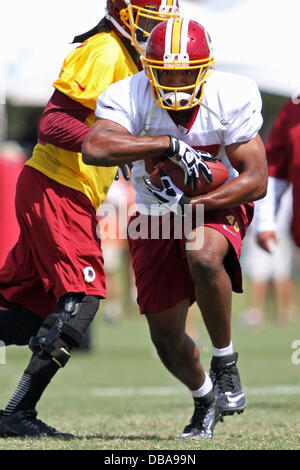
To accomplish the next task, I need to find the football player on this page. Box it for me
[0,1,180,438]
[255,98,300,251]
[82,17,268,438]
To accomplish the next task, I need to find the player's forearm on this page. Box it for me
[255,176,289,234]
[82,130,170,166]
[189,171,267,212]
[38,89,92,153]
[39,112,90,152]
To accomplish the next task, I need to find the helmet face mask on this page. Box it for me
[106,1,180,54]
[149,62,213,110]
[142,17,215,110]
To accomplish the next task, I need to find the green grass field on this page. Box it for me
[1,293,300,451]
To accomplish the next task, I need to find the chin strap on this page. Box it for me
[139,104,157,136]
[154,70,230,127]
[162,91,199,109]
[106,10,132,42]
[199,101,230,127]
[160,91,230,127]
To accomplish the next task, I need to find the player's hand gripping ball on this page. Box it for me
[150,158,229,197]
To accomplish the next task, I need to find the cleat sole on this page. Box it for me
[220,407,245,416]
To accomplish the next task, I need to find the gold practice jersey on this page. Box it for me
[26,31,139,209]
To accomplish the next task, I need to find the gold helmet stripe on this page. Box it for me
[171,17,183,55]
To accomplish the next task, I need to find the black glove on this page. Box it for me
[164,136,213,191]
[144,169,191,214]
[114,163,133,181]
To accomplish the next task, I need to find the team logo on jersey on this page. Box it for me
[74,80,86,91]
[83,266,96,283]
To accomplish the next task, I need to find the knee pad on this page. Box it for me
[29,293,100,368]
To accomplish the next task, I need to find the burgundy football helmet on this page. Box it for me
[142,17,215,110]
[106,0,180,54]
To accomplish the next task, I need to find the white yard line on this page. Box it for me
[92,384,300,397]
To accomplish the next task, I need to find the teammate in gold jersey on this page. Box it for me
[0,1,180,438]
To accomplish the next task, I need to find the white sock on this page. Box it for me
[191,372,213,398]
[212,341,233,357]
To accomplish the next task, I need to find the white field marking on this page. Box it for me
[91,386,185,397]
[0,341,6,364]
[91,384,300,397]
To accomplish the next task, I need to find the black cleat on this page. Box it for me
[210,352,246,416]
[0,410,14,437]
[181,390,221,439]
[0,409,75,438]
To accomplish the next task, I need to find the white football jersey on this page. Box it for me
[95,70,263,214]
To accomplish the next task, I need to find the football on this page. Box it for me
[149,158,229,197]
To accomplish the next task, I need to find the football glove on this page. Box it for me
[144,169,191,214]
[164,136,213,191]
[114,163,133,181]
